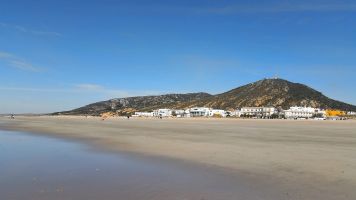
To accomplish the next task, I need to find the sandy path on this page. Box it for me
[1,116,356,199]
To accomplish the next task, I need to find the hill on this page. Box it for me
[174,78,356,111]
[54,93,212,116]
[54,78,356,115]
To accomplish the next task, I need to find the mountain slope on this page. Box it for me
[54,93,212,115]
[54,78,356,115]
[173,78,356,111]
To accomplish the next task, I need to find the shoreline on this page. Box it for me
[1,116,356,199]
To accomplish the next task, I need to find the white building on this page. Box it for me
[133,112,154,117]
[189,107,211,117]
[284,107,325,119]
[316,109,326,118]
[230,109,242,117]
[240,107,277,118]
[184,109,191,118]
[153,109,172,117]
[348,111,356,116]
[172,109,186,117]
[262,107,277,117]
[209,109,226,117]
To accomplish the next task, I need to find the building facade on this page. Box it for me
[189,107,210,117]
[153,109,172,117]
[284,107,325,119]
[348,111,356,116]
[208,109,226,117]
[240,107,277,118]
[134,112,154,117]
[172,109,186,117]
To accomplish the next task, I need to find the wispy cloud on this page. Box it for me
[0,87,68,93]
[179,55,240,70]
[0,51,43,72]
[109,3,356,15]
[0,22,61,37]
[75,84,104,91]
[198,3,356,15]
[0,84,163,98]
[0,52,12,58]
[74,83,163,97]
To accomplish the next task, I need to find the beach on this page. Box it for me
[1,116,356,199]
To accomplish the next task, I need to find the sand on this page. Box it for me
[1,116,356,199]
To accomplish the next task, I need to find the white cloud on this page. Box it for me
[0,87,69,93]
[102,3,356,15]
[74,83,164,98]
[0,51,13,58]
[0,84,164,99]
[75,84,104,91]
[180,55,240,69]
[0,22,61,37]
[9,60,42,72]
[0,51,43,72]
[198,3,356,15]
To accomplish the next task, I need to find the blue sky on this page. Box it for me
[1,0,356,113]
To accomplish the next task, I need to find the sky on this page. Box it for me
[0,0,356,113]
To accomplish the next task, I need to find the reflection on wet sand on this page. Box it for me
[1,130,280,200]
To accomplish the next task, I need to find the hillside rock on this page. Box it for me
[54,93,212,115]
[177,78,356,111]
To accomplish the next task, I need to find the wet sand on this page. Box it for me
[1,116,356,199]
[0,130,274,200]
